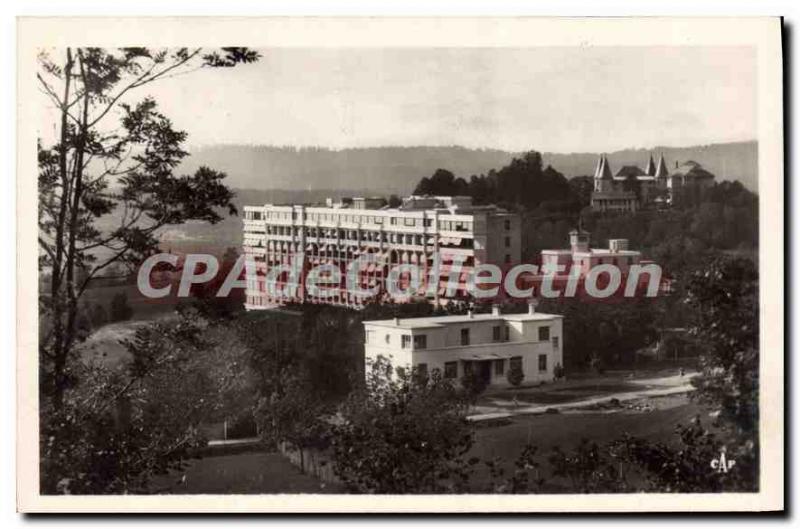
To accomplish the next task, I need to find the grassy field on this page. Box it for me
[467,394,710,491]
[149,394,707,494]
[149,451,341,494]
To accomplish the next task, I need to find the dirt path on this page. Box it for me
[468,372,697,422]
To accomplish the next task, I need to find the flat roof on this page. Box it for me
[540,249,573,255]
[541,248,641,257]
[364,311,562,330]
[573,249,641,257]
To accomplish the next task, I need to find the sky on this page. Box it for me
[41,46,758,153]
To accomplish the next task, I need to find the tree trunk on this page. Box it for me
[49,48,74,411]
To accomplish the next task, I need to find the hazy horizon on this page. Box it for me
[187,138,758,156]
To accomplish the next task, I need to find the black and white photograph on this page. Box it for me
[14,16,784,513]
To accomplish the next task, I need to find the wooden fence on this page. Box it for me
[277,442,341,485]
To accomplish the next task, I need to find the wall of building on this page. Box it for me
[243,200,521,309]
[363,317,563,387]
[486,214,521,266]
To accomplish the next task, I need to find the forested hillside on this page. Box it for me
[180,141,758,194]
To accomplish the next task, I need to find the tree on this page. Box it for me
[222,246,239,264]
[610,418,755,492]
[568,176,594,209]
[681,256,759,490]
[686,257,758,435]
[461,367,489,400]
[330,357,474,493]
[37,47,259,410]
[537,298,659,372]
[89,303,108,328]
[109,292,133,322]
[253,370,330,474]
[483,443,544,493]
[549,438,629,493]
[40,310,221,493]
[413,168,468,196]
[506,362,525,387]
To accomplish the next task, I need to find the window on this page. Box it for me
[404,218,416,227]
[504,236,511,248]
[385,334,390,344]
[552,336,560,350]
[413,334,427,349]
[401,335,411,349]
[505,254,512,264]
[390,217,398,225]
[444,361,458,379]
[417,363,428,379]
[494,359,505,377]
[538,326,550,341]
[510,356,522,372]
[504,325,510,342]
[504,219,511,230]
[538,354,548,372]
[460,328,470,346]
[492,326,501,342]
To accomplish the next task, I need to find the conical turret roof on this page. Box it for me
[645,155,656,176]
[593,154,613,180]
[655,153,669,179]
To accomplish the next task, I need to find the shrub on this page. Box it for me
[461,369,489,400]
[331,358,474,493]
[506,363,525,387]
[109,292,134,322]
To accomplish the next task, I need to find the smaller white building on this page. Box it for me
[363,304,564,387]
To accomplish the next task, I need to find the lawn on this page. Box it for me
[145,395,709,494]
[149,451,342,494]
[466,394,713,491]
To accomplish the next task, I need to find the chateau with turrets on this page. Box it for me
[590,153,716,213]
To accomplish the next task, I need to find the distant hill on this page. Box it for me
[179,141,758,196]
[180,145,516,196]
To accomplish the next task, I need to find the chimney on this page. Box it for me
[570,229,590,253]
[492,304,501,316]
[467,310,474,319]
[609,239,629,253]
[393,317,400,326]
[528,299,539,315]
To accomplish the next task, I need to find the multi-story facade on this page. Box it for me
[590,153,715,212]
[242,195,521,309]
[363,303,563,387]
[540,229,642,275]
[532,228,670,298]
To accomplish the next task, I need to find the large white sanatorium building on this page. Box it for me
[242,195,521,309]
[363,304,563,387]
